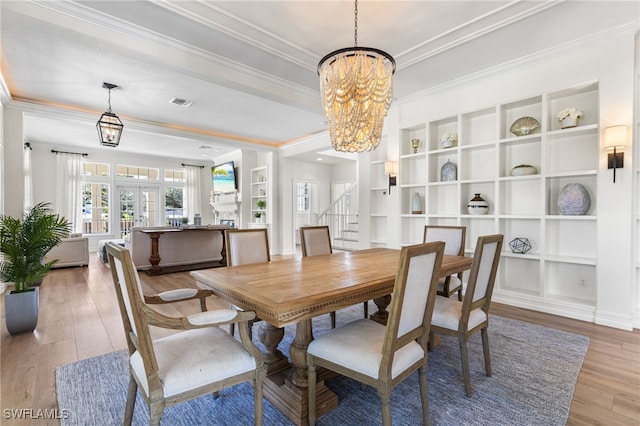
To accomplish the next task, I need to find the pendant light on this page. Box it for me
[317,0,395,153]
[96,82,123,147]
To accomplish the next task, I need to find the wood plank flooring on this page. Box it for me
[1,255,639,425]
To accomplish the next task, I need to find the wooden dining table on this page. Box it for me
[191,247,472,426]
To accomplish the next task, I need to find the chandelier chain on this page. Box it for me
[354,0,358,47]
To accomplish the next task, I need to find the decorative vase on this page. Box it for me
[440,160,457,182]
[467,193,489,215]
[5,287,39,335]
[511,164,537,176]
[441,133,457,149]
[558,183,590,215]
[411,192,424,214]
[411,139,420,154]
[560,116,578,129]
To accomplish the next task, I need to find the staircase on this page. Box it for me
[317,183,358,251]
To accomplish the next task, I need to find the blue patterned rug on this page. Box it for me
[56,304,588,425]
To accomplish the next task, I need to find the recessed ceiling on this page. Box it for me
[1,1,637,162]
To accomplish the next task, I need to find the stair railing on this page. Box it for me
[317,183,358,251]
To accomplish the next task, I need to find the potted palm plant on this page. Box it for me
[0,202,70,334]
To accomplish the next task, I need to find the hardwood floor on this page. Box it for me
[1,254,639,425]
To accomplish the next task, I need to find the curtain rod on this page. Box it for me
[181,163,205,169]
[51,149,88,157]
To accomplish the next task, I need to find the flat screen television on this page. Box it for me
[211,161,238,193]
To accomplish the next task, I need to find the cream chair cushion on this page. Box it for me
[130,327,257,398]
[307,319,425,379]
[431,295,488,331]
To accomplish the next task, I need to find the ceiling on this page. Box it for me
[1,1,637,163]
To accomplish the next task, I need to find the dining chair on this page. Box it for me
[224,228,270,335]
[423,225,466,300]
[429,234,503,397]
[300,225,368,328]
[307,241,445,426]
[105,242,265,426]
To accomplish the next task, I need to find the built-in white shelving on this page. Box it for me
[377,82,600,310]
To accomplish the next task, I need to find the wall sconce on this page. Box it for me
[384,161,398,194]
[604,125,627,183]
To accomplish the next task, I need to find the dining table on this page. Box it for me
[191,247,472,426]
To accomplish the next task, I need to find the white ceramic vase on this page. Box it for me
[467,193,489,215]
[411,192,424,214]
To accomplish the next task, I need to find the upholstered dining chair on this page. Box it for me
[105,242,265,426]
[423,225,466,300]
[429,234,503,397]
[300,225,368,328]
[307,241,445,426]
[224,228,271,335]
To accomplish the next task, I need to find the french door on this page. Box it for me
[117,186,159,239]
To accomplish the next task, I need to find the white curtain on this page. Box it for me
[23,144,34,211]
[56,153,84,234]
[184,165,202,223]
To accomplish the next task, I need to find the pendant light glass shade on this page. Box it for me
[97,82,123,147]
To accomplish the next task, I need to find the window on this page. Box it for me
[116,165,159,180]
[82,162,110,234]
[165,169,185,182]
[297,182,310,212]
[165,187,185,226]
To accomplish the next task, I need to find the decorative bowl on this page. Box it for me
[511,164,537,176]
[510,117,540,136]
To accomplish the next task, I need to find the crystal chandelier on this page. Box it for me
[96,82,124,147]
[317,0,395,153]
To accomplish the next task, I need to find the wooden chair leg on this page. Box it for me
[481,327,492,376]
[428,331,435,352]
[308,358,317,425]
[378,388,392,426]
[254,370,264,426]
[229,323,235,336]
[363,301,368,318]
[124,377,137,426]
[330,311,336,329]
[418,364,432,426]
[458,336,473,397]
[149,400,164,426]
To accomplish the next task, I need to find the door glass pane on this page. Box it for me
[82,183,110,234]
[119,189,135,239]
[141,189,158,227]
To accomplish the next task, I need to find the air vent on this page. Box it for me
[169,97,193,107]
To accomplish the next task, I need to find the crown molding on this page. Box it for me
[399,21,640,105]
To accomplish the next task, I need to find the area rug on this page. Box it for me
[56,305,588,425]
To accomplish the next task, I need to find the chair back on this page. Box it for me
[423,225,466,256]
[462,234,503,314]
[106,242,160,375]
[225,229,270,266]
[300,226,332,257]
[380,242,444,377]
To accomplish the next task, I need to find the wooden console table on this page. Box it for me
[140,226,229,275]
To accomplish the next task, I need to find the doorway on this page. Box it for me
[292,180,318,254]
[117,186,159,239]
